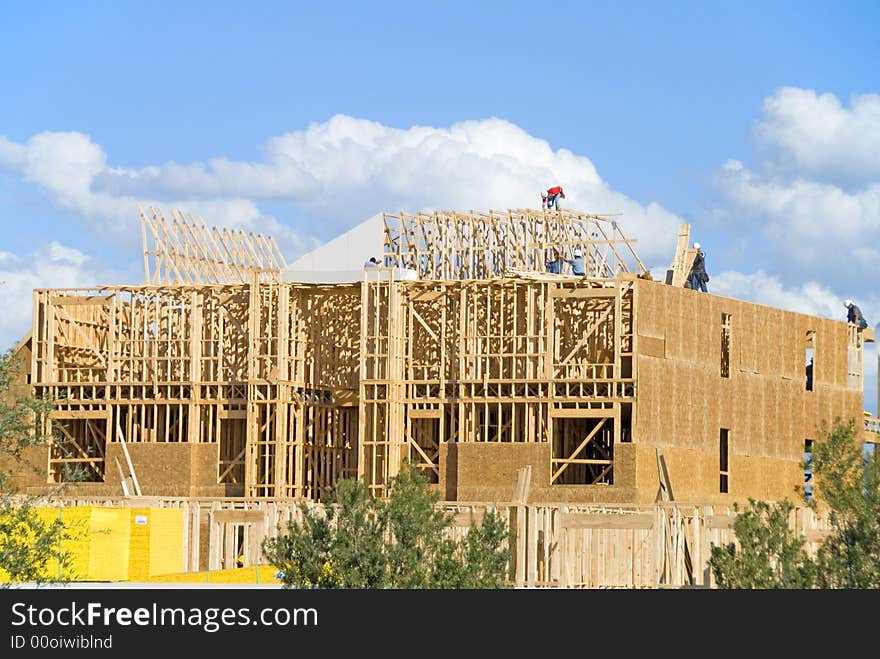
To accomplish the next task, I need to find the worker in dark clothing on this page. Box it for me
[542,186,566,211]
[844,299,868,329]
[546,247,563,274]
[688,242,709,292]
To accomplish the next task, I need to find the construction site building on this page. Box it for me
[3,207,873,506]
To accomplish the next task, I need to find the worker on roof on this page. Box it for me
[844,299,868,330]
[687,242,709,293]
[568,248,585,276]
[542,186,565,211]
[546,246,563,274]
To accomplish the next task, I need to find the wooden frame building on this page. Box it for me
[4,208,870,505]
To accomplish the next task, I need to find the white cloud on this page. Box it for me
[0,242,108,351]
[0,117,687,357]
[717,161,880,263]
[0,132,310,258]
[1,116,684,265]
[0,136,26,169]
[716,88,880,295]
[711,269,849,318]
[755,87,880,186]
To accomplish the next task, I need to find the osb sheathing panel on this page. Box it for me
[190,443,220,489]
[452,442,638,504]
[763,308,780,375]
[782,311,798,380]
[668,286,687,360]
[632,444,661,504]
[633,445,803,505]
[738,302,756,374]
[733,375,749,456]
[669,359,686,443]
[695,293,712,365]
[438,442,456,501]
[694,367,711,451]
[613,442,637,490]
[764,377,778,459]
[455,442,550,502]
[189,485,230,497]
[634,357,657,439]
[0,446,48,491]
[636,279,664,338]
[105,443,195,497]
[631,281,863,504]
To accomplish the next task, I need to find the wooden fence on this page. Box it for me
[43,495,831,588]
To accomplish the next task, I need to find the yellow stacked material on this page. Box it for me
[127,508,152,582]
[0,507,84,582]
[36,506,92,581]
[128,508,185,581]
[1,506,185,582]
[86,507,131,581]
[147,508,185,576]
[144,565,283,585]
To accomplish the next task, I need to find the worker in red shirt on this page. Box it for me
[541,186,566,211]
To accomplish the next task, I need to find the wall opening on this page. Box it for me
[804,439,813,502]
[551,417,613,485]
[721,314,732,378]
[620,402,632,443]
[408,416,441,484]
[719,428,729,493]
[805,331,815,391]
[49,418,106,483]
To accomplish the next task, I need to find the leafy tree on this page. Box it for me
[811,418,880,588]
[383,464,456,588]
[263,463,512,588]
[434,507,512,589]
[708,499,816,589]
[0,348,73,585]
[709,417,880,589]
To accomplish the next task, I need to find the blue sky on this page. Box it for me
[1,1,879,412]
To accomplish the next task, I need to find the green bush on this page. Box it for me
[709,417,880,588]
[263,463,512,589]
[0,349,73,585]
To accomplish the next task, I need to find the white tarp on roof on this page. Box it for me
[282,212,385,283]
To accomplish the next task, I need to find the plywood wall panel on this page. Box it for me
[654,283,668,339]
[630,283,862,504]
[665,288,681,361]
[673,360,691,446]
[699,295,713,367]
[758,304,768,372]
[746,374,761,457]
[634,357,654,441]
[767,378,780,459]
[659,360,675,445]
[784,311,799,381]
[783,382,798,460]
[636,281,662,338]
[832,323,845,388]
[696,369,711,451]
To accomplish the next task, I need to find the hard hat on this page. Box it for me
[573,249,583,257]
[844,299,852,308]
[693,242,701,249]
